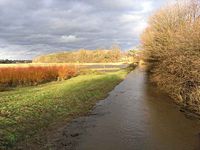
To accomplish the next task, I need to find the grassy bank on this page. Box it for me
[0,68,132,149]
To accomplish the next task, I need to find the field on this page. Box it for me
[0,63,134,149]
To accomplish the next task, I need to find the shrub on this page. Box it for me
[57,66,77,80]
[141,0,200,114]
[0,65,77,87]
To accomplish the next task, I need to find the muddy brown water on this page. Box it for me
[43,67,200,150]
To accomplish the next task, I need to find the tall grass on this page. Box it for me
[0,65,77,87]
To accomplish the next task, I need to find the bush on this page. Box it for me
[141,0,200,114]
[0,65,77,87]
[57,66,77,81]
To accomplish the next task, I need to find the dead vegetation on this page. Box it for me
[141,0,200,114]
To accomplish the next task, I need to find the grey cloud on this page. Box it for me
[0,0,166,59]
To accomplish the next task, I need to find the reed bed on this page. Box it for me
[0,65,77,87]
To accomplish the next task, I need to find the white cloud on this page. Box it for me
[59,35,79,43]
[0,0,11,5]
[0,0,166,59]
[99,0,136,9]
[120,14,142,23]
[0,45,28,59]
[132,21,148,35]
[42,0,53,7]
[141,1,154,13]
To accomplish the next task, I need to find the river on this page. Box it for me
[48,67,200,150]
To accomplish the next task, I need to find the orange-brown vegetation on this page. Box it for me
[33,47,130,63]
[0,65,77,87]
[141,0,200,114]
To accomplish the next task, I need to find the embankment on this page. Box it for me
[0,67,134,149]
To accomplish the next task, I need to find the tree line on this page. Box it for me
[0,59,32,64]
[33,48,131,63]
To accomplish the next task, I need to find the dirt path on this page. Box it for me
[16,68,200,150]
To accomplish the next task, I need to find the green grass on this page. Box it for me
[0,68,131,149]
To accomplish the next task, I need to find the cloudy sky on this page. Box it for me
[0,0,167,60]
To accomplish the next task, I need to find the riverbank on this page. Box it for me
[0,67,133,149]
[62,68,200,150]
[17,67,200,150]
[141,1,200,116]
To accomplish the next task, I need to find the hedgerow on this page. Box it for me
[141,0,200,113]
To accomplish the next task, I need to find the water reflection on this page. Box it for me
[76,67,200,150]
